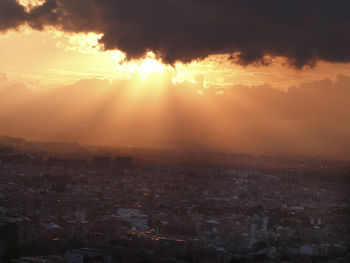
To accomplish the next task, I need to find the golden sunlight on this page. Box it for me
[112,52,166,81]
[17,0,45,10]
[138,58,165,79]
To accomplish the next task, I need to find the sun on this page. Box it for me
[112,51,165,81]
[137,57,165,79]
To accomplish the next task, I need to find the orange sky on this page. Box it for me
[0,26,350,159]
[2,27,350,90]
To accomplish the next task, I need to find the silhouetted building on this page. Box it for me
[47,157,66,167]
[46,157,87,169]
[113,156,134,171]
[93,156,111,170]
[67,159,87,169]
[0,154,32,165]
[0,220,19,261]
[0,147,13,154]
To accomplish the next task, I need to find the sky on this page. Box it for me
[0,0,350,159]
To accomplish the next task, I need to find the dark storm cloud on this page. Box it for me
[2,0,350,67]
[0,0,26,31]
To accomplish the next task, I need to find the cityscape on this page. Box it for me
[0,135,349,263]
[1,0,350,262]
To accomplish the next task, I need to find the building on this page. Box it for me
[0,220,19,261]
[93,156,111,170]
[65,248,112,263]
[114,208,148,232]
[12,255,63,263]
[113,156,134,171]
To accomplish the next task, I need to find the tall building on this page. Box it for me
[93,156,111,170]
[113,156,134,171]
[0,220,19,261]
[65,248,112,263]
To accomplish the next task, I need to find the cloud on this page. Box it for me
[0,73,349,159]
[2,0,350,68]
[0,0,26,31]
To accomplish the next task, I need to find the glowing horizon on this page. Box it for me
[0,20,350,159]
